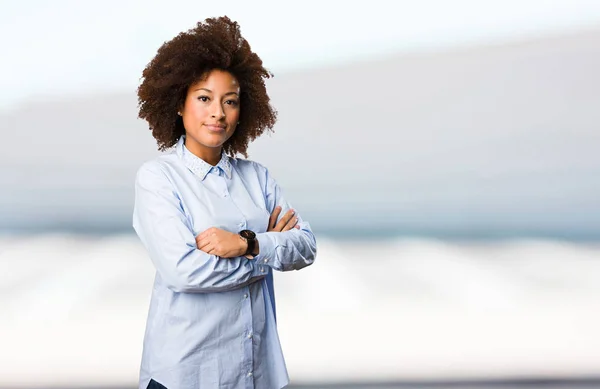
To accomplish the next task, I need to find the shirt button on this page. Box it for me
[263,258,268,264]
[247,371,253,377]
[247,332,253,339]
[244,293,248,299]
[261,267,266,273]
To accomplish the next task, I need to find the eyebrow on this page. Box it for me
[193,88,239,96]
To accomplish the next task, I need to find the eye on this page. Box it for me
[225,99,239,107]
[197,96,209,102]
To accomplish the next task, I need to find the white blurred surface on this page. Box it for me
[1,235,599,386]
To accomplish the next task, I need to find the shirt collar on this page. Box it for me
[175,135,232,180]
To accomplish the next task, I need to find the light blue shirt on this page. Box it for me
[132,135,317,389]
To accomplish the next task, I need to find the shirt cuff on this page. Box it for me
[251,261,269,278]
[254,232,277,268]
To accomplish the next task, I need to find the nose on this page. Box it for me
[211,102,225,120]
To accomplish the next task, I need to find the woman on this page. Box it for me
[133,16,317,389]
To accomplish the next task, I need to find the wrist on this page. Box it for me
[238,235,248,256]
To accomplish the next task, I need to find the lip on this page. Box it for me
[205,124,226,132]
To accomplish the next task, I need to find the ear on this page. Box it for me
[177,97,186,116]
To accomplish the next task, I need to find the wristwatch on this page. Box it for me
[238,229,257,257]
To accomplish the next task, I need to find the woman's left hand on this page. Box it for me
[196,227,246,258]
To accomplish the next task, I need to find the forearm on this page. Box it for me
[254,222,317,272]
[167,251,267,293]
[134,222,267,293]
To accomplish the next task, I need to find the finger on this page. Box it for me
[197,238,211,250]
[210,244,228,257]
[208,244,221,256]
[197,227,213,240]
[196,233,212,244]
[269,206,282,229]
[199,242,213,254]
[283,216,298,231]
[275,209,295,231]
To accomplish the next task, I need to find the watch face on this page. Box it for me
[239,229,256,240]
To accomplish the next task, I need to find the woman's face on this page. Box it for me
[181,69,240,159]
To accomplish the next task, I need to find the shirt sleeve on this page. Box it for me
[253,165,317,272]
[132,162,267,293]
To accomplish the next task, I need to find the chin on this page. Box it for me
[200,140,226,149]
[195,134,224,146]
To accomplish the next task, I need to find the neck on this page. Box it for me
[184,138,222,166]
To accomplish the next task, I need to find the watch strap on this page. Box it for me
[244,236,256,257]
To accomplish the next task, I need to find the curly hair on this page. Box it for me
[137,16,277,157]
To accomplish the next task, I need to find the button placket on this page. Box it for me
[241,286,254,379]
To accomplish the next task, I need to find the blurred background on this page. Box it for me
[1,0,600,388]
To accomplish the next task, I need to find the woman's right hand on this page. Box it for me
[268,206,300,232]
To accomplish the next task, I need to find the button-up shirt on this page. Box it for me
[132,135,317,389]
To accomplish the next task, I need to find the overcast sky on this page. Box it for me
[1,0,600,110]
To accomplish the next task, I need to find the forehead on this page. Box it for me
[191,69,240,91]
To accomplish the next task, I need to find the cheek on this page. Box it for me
[227,109,240,124]
[228,106,240,119]
[184,99,207,118]
[190,105,210,120]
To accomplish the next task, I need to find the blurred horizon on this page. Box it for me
[2,25,599,240]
